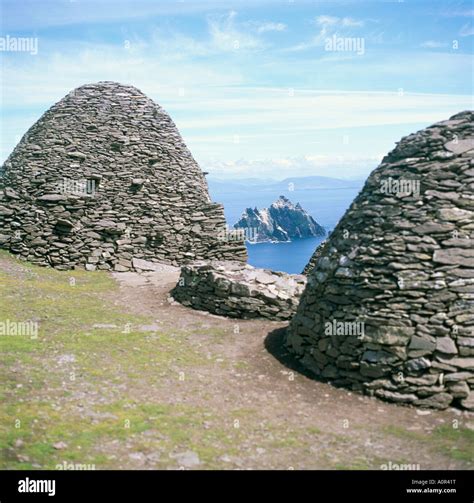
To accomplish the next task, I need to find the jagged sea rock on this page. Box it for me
[234,195,325,242]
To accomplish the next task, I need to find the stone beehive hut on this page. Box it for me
[286,111,474,410]
[0,82,246,270]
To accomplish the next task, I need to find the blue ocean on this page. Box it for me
[246,236,326,274]
[208,178,364,274]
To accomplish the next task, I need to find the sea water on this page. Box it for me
[209,184,362,274]
[246,236,326,274]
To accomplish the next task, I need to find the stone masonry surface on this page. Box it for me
[0,81,247,271]
[287,111,474,410]
[172,260,306,321]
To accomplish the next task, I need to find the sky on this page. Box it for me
[0,0,473,180]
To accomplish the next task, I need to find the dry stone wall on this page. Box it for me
[172,261,306,320]
[0,81,247,271]
[303,239,327,274]
[287,111,474,410]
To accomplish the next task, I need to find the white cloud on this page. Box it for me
[420,40,449,48]
[177,89,473,134]
[255,22,287,33]
[459,23,474,37]
[284,40,318,52]
[442,8,474,18]
[341,17,364,27]
[2,0,279,30]
[1,21,472,172]
[203,155,379,180]
[175,87,473,166]
[315,15,340,26]
[287,14,365,51]
[315,15,364,28]
[148,12,282,56]
[208,11,264,52]
[2,42,472,165]
[149,30,213,58]
[145,11,270,57]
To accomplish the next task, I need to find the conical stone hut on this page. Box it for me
[0,82,246,270]
[286,111,474,410]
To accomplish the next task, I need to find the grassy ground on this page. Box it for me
[1,250,473,470]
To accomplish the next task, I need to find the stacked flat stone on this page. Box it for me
[172,261,306,320]
[287,111,474,410]
[0,82,246,271]
[303,239,327,274]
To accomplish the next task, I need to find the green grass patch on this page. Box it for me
[384,424,474,463]
[0,251,218,468]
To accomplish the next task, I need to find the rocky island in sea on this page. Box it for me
[234,195,326,243]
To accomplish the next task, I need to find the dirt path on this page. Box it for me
[1,253,473,470]
[107,269,474,470]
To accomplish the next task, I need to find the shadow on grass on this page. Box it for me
[264,326,320,381]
